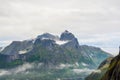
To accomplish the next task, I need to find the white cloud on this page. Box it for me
[0,63,34,76]
[0,0,120,55]
[72,68,96,74]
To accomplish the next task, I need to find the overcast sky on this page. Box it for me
[0,0,120,55]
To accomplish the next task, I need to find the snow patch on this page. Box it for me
[41,37,51,40]
[55,40,69,45]
[19,50,28,54]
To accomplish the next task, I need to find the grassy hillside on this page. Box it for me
[101,54,120,80]
[85,57,113,80]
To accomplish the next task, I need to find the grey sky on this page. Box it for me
[0,0,120,55]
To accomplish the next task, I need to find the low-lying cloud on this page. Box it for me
[0,63,34,76]
[0,0,120,55]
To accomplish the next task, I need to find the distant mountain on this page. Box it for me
[0,30,112,69]
[85,49,120,80]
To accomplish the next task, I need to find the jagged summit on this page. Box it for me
[37,33,59,40]
[0,30,113,80]
[36,30,76,41]
[60,30,76,40]
[0,31,111,70]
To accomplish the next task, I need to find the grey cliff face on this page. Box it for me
[1,40,33,55]
[60,30,75,41]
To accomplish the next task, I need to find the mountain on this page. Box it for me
[37,33,59,40]
[85,48,120,80]
[0,30,111,68]
[0,30,112,80]
[85,57,113,80]
[1,40,33,55]
[79,45,112,67]
[0,31,111,69]
[101,52,120,80]
[60,30,76,40]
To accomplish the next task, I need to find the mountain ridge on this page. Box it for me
[0,30,112,69]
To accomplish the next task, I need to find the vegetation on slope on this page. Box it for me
[101,54,120,80]
[85,57,113,80]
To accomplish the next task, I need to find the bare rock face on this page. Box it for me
[1,41,33,55]
[60,30,75,41]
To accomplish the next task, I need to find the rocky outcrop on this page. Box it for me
[60,30,75,41]
[85,57,113,80]
[101,54,120,80]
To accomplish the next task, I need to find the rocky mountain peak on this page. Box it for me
[37,33,59,40]
[0,31,111,72]
[60,30,76,40]
[34,38,56,47]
